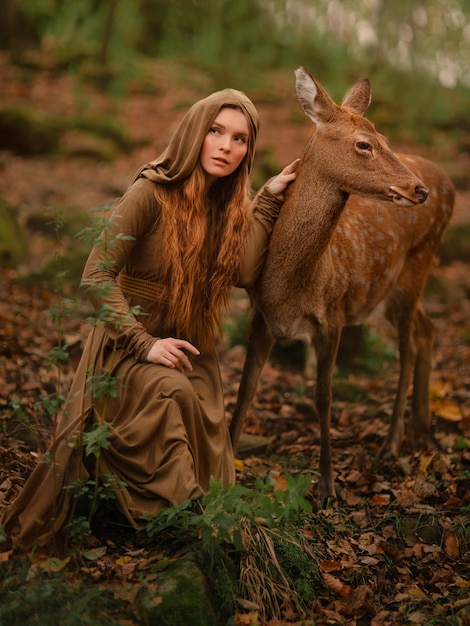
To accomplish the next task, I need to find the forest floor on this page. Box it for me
[0,56,469,625]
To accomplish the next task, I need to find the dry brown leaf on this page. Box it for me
[418,451,437,474]
[344,488,362,506]
[371,610,395,626]
[431,399,463,421]
[429,380,452,399]
[274,473,288,491]
[377,541,402,562]
[115,555,132,565]
[403,586,427,598]
[445,534,460,558]
[368,493,390,507]
[413,474,438,498]
[322,572,352,598]
[0,550,13,562]
[351,584,374,611]
[320,559,341,573]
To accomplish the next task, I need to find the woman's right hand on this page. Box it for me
[147,338,200,372]
[266,158,300,199]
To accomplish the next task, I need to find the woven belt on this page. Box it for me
[119,273,169,303]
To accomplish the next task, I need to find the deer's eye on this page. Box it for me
[357,141,371,151]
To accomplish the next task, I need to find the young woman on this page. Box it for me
[0,87,298,549]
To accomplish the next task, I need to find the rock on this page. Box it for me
[144,553,222,626]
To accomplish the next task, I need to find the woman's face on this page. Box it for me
[199,107,249,189]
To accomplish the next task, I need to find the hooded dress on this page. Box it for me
[0,89,283,550]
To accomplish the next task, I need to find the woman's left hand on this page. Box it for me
[266,158,300,199]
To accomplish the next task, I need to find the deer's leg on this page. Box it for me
[410,305,435,443]
[314,325,342,501]
[381,305,417,459]
[229,307,275,454]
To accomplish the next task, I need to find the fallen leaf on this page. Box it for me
[360,556,380,566]
[320,560,341,573]
[445,534,459,558]
[403,586,427,598]
[81,546,107,561]
[429,380,451,399]
[431,400,463,421]
[418,452,437,474]
[443,496,463,511]
[369,493,390,507]
[0,550,13,562]
[38,556,71,573]
[322,572,352,598]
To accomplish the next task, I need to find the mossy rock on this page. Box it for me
[0,198,29,267]
[62,131,120,162]
[144,553,221,626]
[0,107,61,156]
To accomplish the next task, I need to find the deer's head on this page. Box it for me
[295,67,429,207]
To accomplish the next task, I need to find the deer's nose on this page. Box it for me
[416,185,429,204]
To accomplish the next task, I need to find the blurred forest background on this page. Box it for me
[1,0,470,153]
[1,0,470,277]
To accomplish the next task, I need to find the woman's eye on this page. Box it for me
[210,126,221,134]
[234,136,246,143]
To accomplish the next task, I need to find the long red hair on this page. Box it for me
[154,158,253,352]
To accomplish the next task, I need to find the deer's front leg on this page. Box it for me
[411,306,435,445]
[381,312,417,459]
[230,307,275,454]
[314,326,342,502]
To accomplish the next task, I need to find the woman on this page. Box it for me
[0,87,298,550]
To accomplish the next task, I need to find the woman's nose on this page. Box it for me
[219,136,231,151]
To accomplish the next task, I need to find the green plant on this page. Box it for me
[145,473,313,548]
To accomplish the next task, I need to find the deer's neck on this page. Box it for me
[265,159,349,282]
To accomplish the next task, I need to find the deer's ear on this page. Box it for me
[341,78,371,116]
[295,66,338,125]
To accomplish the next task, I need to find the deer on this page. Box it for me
[229,67,455,500]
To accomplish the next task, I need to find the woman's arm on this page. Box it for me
[81,179,160,362]
[237,159,299,287]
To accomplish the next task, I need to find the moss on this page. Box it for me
[0,198,29,267]
[146,554,221,626]
[272,534,320,604]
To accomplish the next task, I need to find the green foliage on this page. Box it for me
[145,473,313,549]
[0,197,29,267]
[6,0,470,154]
[0,572,135,626]
[2,397,40,447]
[81,422,112,456]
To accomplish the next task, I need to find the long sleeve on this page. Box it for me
[236,184,284,288]
[81,178,160,362]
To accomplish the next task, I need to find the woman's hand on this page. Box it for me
[147,337,200,372]
[266,158,300,199]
